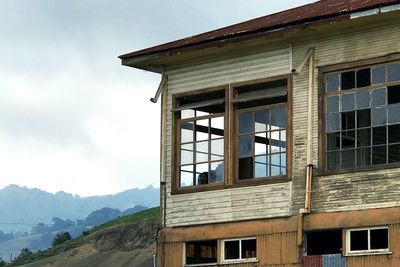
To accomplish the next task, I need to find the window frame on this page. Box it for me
[318,54,400,175]
[345,226,390,256]
[221,237,258,264]
[184,239,218,266]
[172,75,292,194]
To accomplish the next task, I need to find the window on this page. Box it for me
[175,90,225,188]
[173,77,290,192]
[324,61,400,171]
[222,237,257,263]
[234,79,288,181]
[185,240,217,265]
[306,229,342,255]
[346,227,389,255]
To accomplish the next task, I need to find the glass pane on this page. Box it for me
[371,66,385,84]
[356,91,370,109]
[388,103,400,123]
[224,240,239,260]
[271,153,280,166]
[196,119,209,141]
[356,147,371,167]
[341,149,355,169]
[342,130,355,149]
[357,109,371,128]
[327,95,339,113]
[350,230,368,251]
[342,93,355,111]
[238,157,253,180]
[326,73,340,92]
[181,109,195,119]
[327,151,340,171]
[195,163,209,185]
[196,141,209,163]
[186,240,217,264]
[371,107,387,126]
[239,135,253,158]
[357,128,371,147]
[370,228,389,250]
[211,139,224,161]
[255,136,268,155]
[356,68,371,88]
[270,131,282,153]
[327,132,340,151]
[389,124,400,143]
[388,85,400,105]
[239,112,253,134]
[211,116,224,139]
[241,239,257,259]
[255,155,267,178]
[342,111,355,130]
[341,71,355,90]
[281,153,287,168]
[255,110,268,132]
[271,107,286,130]
[373,126,387,145]
[180,166,194,187]
[271,165,280,176]
[210,161,224,183]
[371,88,386,107]
[372,145,387,165]
[326,113,341,132]
[181,144,193,165]
[388,63,400,82]
[389,144,400,163]
[280,130,286,151]
[181,122,194,143]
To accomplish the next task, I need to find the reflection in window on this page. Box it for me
[325,61,400,171]
[222,238,257,262]
[176,90,225,187]
[235,79,287,180]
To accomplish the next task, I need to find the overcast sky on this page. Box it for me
[0,0,314,197]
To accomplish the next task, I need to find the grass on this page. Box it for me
[9,207,160,266]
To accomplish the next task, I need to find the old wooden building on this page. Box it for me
[120,0,400,266]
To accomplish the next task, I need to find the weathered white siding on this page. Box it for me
[291,18,400,213]
[164,43,292,227]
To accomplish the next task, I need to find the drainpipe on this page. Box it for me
[292,48,315,248]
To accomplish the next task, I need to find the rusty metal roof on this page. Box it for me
[119,0,400,60]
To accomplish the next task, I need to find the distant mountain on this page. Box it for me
[0,184,159,233]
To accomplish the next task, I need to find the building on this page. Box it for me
[119,0,400,266]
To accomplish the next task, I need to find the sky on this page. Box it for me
[0,0,314,197]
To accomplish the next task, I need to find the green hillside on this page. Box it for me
[7,207,160,267]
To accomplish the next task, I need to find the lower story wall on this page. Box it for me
[157,207,400,267]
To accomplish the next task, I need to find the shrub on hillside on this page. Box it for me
[52,232,71,247]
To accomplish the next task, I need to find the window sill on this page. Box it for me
[345,251,391,257]
[219,259,259,265]
[184,263,217,267]
[172,183,225,195]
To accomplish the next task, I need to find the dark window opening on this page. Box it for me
[223,238,257,261]
[388,85,400,104]
[186,240,217,265]
[357,68,371,88]
[341,71,355,90]
[306,230,342,255]
[370,228,389,250]
[242,239,257,259]
[350,230,368,251]
[225,240,240,260]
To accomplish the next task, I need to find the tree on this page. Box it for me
[0,257,5,267]
[52,232,71,247]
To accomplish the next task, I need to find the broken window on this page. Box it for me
[306,229,342,255]
[175,90,225,188]
[222,237,257,262]
[185,240,217,265]
[324,61,400,171]
[234,79,287,180]
[346,227,389,255]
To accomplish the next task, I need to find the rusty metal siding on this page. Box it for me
[164,242,183,267]
[322,254,345,267]
[258,231,298,265]
[302,255,322,267]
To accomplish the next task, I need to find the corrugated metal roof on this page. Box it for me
[119,0,399,60]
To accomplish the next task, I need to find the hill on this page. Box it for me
[11,207,160,267]
[0,185,159,233]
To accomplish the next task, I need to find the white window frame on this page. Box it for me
[345,226,390,256]
[221,237,258,264]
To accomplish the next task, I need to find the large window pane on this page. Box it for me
[327,95,339,113]
[356,91,370,109]
[356,68,371,88]
[341,71,355,90]
[350,230,368,251]
[239,112,253,134]
[255,110,268,132]
[239,135,253,158]
[326,73,340,92]
[271,107,286,130]
[186,240,217,265]
[388,63,400,82]
[342,93,355,111]
[371,66,385,84]
[242,239,257,259]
